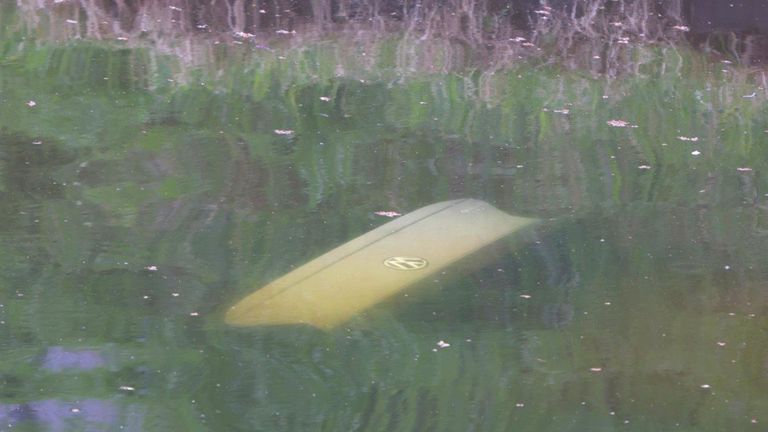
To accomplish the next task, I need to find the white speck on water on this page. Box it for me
[604,302,611,305]
[66,19,78,24]
[516,403,525,407]
[171,293,180,297]
[26,100,36,107]
[436,340,450,348]
[691,150,701,156]
[717,341,727,346]
[724,265,731,270]
[607,119,631,128]
[638,165,651,169]
[319,96,331,101]
[70,408,80,413]
[144,265,158,271]
[374,211,401,218]
[190,312,199,316]
[736,167,753,172]
[700,384,711,389]
[119,386,135,391]
[590,367,603,372]
[519,294,532,299]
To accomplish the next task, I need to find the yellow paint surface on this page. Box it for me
[225,199,537,330]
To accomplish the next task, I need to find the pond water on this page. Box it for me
[1,3,768,431]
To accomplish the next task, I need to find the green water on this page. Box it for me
[2,6,768,432]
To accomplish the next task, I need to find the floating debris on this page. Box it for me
[637,165,651,170]
[743,92,757,99]
[677,136,699,142]
[190,312,200,317]
[144,265,158,271]
[700,384,711,389]
[691,150,701,156]
[553,109,570,114]
[374,211,402,218]
[672,25,690,31]
[65,19,78,24]
[234,31,255,39]
[119,385,135,391]
[32,140,42,145]
[515,403,525,407]
[736,167,753,172]
[606,119,635,128]
[319,96,331,101]
[519,294,532,299]
[169,6,182,11]
[273,129,294,136]
[26,100,37,107]
[436,340,451,348]
[716,341,727,347]
[589,367,603,372]
[275,29,295,35]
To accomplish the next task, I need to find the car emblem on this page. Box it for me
[383,256,429,271]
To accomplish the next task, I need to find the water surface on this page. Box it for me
[1,3,768,431]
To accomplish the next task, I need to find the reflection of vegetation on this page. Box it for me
[1,3,768,431]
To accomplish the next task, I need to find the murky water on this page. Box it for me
[1,3,768,431]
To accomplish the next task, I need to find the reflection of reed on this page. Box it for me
[15,0,686,76]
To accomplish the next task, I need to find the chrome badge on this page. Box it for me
[383,256,429,271]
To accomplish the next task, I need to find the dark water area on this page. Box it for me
[2,1,768,431]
